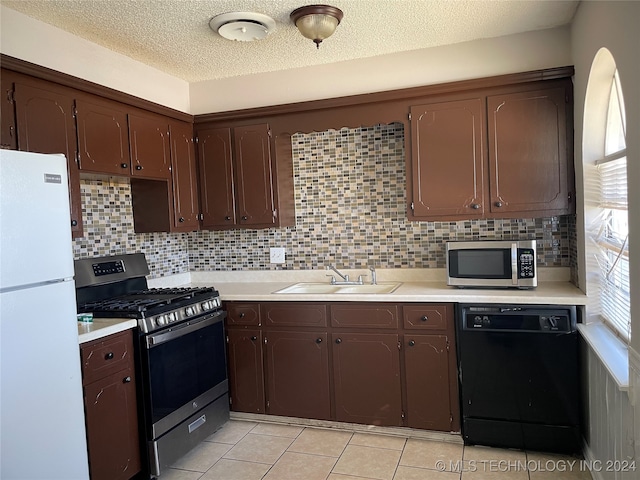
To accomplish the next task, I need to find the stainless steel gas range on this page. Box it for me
[75,253,229,478]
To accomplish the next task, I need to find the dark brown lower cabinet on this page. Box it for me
[264,330,331,420]
[403,334,452,430]
[81,330,141,480]
[226,328,265,414]
[332,332,402,426]
[224,301,459,433]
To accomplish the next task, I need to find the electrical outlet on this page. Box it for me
[270,247,286,264]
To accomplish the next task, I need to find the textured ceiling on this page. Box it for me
[1,0,579,83]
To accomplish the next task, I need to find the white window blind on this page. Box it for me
[594,69,630,341]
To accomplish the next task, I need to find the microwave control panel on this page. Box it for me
[517,248,535,278]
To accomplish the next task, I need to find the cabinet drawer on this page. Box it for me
[262,303,328,327]
[80,330,134,385]
[226,303,261,326]
[330,304,399,329]
[403,304,451,331]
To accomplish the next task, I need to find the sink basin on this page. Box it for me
[274,282,402,295]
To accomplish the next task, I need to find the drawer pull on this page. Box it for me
[250,336,258,341]
[121,163,128,169]
[316,338,323,344]
[239,313,246,318]
[123,376,131,383]
[408,340,416,347]
[105,352,114,360]
[421,315,429,322]
[335,338,342,344]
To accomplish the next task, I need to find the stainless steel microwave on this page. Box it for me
[446,240,537,289]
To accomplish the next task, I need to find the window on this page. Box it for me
[585,53,630,341]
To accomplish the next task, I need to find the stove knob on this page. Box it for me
[201,301,211,311]
[185,306,195,317]
[167,312,177,323]
[156,315,167,326]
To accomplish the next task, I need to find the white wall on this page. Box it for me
[0,6,191,113]
[571,2,640,475]
[190,26,571,114]
[571,1,640,353]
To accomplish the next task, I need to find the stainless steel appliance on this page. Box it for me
[456,304,580,453]
[0,150,90,479]
[446,240,537,289]
[75,254,229,478]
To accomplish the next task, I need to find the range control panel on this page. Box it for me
[517,248,536,278]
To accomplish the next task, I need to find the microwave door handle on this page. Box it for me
[511,243,518,285]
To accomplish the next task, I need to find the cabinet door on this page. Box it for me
[13,81,83,237]
[169,120,200,231]
[76,98,130,175]
[84,367,141,480]
[197,127,236,228]
[265,330,331,420]
[409,99,485,219]
[487,87,570,214]
[403,334,452,431]
[226,329,265,414]
[1,70,17,149]
[332,332,401,426]
[233,124,276,227]
[128,112,171,179]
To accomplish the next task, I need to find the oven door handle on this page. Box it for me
[146,310,226,348]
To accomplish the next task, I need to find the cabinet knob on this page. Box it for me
[408,340,416,347]
[470,203,481,210]
[225,216,232,221]
[250,336,257,341]
[316,338,323,344]
[335,338,342,344]
[494,201,503,208]
[421,315,429,322]
[136,165,143,170]
[105,352,114,360]
[121,163,128,169]
[123,376,131,383]
[71,219,78,227]
[179,217,185,223]
[239,312,245,318]
[242,216,248,221]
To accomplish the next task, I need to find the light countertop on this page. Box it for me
[80,268,586,343]
[77,318,137,344]
[196,280,587,305]
[180,267,587,305]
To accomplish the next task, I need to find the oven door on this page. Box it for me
[143,309,228,439]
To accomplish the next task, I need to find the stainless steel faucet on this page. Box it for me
[326,264,374,285]
[326,264,350,284]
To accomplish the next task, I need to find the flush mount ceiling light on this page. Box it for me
[209,12,276,42]
[290,4,344,48]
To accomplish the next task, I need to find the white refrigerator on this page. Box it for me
[0,150,89,479]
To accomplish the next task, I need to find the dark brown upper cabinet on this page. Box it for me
[410,98,486,218]
[13,79,83,237]
[76,97,130,176]
[1,70,18,150]
[128,112,171,179]
[408,78,574,221]
[168,120,200,231]
[487,86,571,215]
[197,123,293,230]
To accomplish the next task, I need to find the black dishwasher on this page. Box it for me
[456,304,581,454]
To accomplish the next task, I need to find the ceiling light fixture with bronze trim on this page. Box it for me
[290,4,344,48]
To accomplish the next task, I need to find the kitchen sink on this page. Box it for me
[273,282,402,295]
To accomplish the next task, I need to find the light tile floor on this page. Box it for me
[162,420,593,480]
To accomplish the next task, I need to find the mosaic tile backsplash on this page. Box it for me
[73,123,576,279]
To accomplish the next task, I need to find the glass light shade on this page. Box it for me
[290,5,343,48]
[295,14,339,43]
